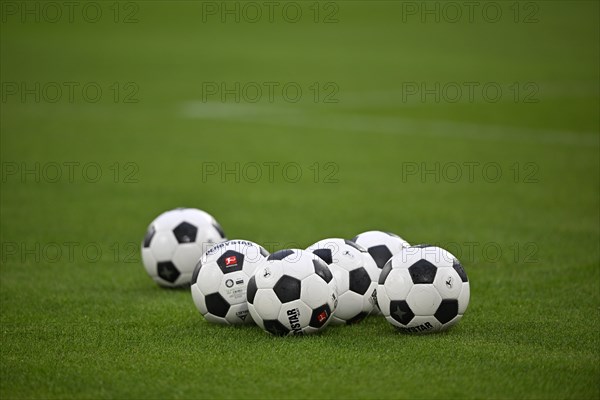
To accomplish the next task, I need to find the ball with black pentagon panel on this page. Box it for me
[141,208,227,287]
[350,230,410,314]
[191,240,269,325]
[247,249,338,336]
[306,238,379,325]
[377,245,470,333]
[351,231,410,270]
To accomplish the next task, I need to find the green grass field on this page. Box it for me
[1,1,599,399]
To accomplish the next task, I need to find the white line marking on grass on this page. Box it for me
[180,101,599,147]
[180,101,301,119]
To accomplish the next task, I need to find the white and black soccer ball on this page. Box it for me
[141,208,226,287]
[377,245,470,334]
[351,231,410,269]
[306,238,379,325]
[351,231,410,314]
[191,240,269,325]
[247,249,338,336]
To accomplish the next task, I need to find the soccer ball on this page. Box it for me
[351,231,410,269]
[377,245,470,333]
[191,240,269,325]
[351,231,410,314]
[306,238,379,325]
[141,208,226,287]
[247,249,338,336]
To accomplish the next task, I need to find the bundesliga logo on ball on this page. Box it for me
[247,249,338,336]
[191,240,270,325]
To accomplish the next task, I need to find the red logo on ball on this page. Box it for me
[225,256,237,267]
[317,310,328,323]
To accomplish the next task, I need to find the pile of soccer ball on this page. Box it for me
[141,208,470,336]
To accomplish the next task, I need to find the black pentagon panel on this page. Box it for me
[212,222,226,239]
[312,248,333,265]
[435,299,459,324]
[368,245,393,269]
[344,240,366,252]
[268,249,295,261]
[259,246,270,258]
[263,319,290,336]
[349,267,371,295]
[389,300,415,325]
[309,304,332,328]
[411,243,433,249]
[313,259,333,283]
[378,259,394,284]
[247,275,258,304]
[346,311,369,325]
[205,292,230,318]
[157,261,180,283]
[191,262,202,285]
[452,259,468,282]
[273,276,301,303]
[143,225,155,248]
[216,250,245,274]
[173,222,197,244]
[408,259,437,284]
